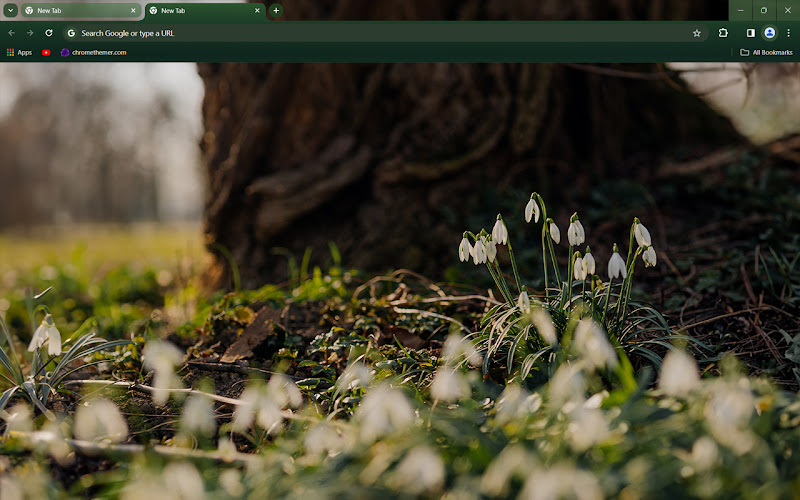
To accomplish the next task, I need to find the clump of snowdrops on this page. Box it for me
[459,192,687,381]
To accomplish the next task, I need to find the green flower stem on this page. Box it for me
[546,235,561,291]
[564,248,576,310]
[536,194,550,300]
[601,281,614,328]
[617,247,644,327]
[624,223,636,276]
[506,238,523,294]
[486,259,515,306]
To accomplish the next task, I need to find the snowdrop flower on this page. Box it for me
[549,364,586,406]
[357,386,414,442]
[163,462,206,500]
[494,385,542,425]
[304,422,347,457]
[608,244,627,280]
[643,245,657,268]
[658,350,699,397]
[573,318,618,371]
[486,237,497,262]
[28,313,61,356]
[568,406,610,451]
[74,398,128,443]
[573,256,587,280]
[520,464,603,500]
[268,374,303,409]
[3,404,33,435]
[525,195,540,223]
[392,446,445,495]
[583,247,596,275]
[233,385,285,434]
[143,340,184,405]
[633,218,652,247]
[458,234,472,262]
[472,236,487,265]
[548,220,561,244]
[492,215,508,245]
[338,361,374,391]
[567,213,585,247]
[531,307,557,345]
[430,367,470,402]
[180,394,216,437]
[517,289,531,315]
[442,333,482,367]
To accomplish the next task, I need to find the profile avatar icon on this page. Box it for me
[60,48,69,57]
[764,27,776,39]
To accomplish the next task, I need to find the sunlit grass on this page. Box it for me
[0,222,206,275]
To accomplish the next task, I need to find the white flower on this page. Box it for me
[28,313,61,356]
[74,398,128,443]
[268,374,303,409]
[181,394,216,437]
[573,318,618,371]
[494,385,542,425]
[634,219,652,247]
[143,340,184,405]
[392,446,445,495]
[517,290,531,315]
[549,364,586,406]
[338,361,374,391]
[584,250,596,275]
[304,422,347,457]
[357,386,414,442]
[658,350,700,397]
[567,216,585,247]
[573,256,587,280]
[531,307,557,345]
[164,462,206,500]
[492,217,508,245]
[519,464,603,500]
[442,333,482,367]
[568,406,610,451]
[549,222,561,244]
[430,367,470,402]
[525,197,540,223]
[458,236,472,262]
[608,247,627,280]
[486,238,497,262]
[473,237,487,265]
[643,246,657,268]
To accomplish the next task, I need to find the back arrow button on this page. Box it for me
[7,30,14,36]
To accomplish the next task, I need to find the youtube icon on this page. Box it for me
[42,49,51,56]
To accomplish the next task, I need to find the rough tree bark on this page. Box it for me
[198,0,744,289]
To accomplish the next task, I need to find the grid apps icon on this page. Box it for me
[5,48,13,57]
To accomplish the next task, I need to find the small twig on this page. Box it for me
[748,319,784,364]
[65,438,259,465]
[388,294,502,307]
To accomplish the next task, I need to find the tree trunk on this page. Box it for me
[199,0,743,290]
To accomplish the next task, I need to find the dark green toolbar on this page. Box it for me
[1,3,797,62]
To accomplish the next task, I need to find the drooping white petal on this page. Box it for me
[549,223,561,244]
[573,318,618,371]
[573,257,587,280]
[584,252,596,275]
[531,307,557,345]
[458,237,472,262]
[634,222,652,247]
[393,446,445,495]
[46,324,61,356]
[517,291,531,315]
[473,237,487,264]
[486,238,497,262]
[567,220,585,247]
[658,350,699,397]
[492,219,508,245]
[28,323,48,352]
[74,398,128,443]
[430,367,470,402]
[524,199,540,223]
[357,387,414,442]
[643,246,657,268]
[608,252,627,280]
